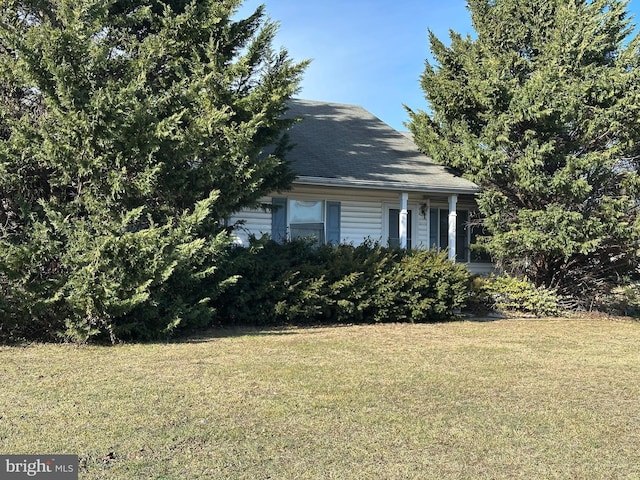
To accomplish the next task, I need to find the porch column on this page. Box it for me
[448,194,458,262]
[399,192,409,249]
[424,199,431,247]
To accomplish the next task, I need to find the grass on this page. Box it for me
[1,317,640,479]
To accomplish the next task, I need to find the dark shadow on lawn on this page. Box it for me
[177,314,506,343]
[459,312,510,323]
[104,315,510,347]
[179,323,357,343]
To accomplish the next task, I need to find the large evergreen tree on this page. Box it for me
[408,0,640,303]
[0,0,307,342]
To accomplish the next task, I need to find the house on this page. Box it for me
[229,99,492,274]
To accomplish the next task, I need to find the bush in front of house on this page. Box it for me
[215,237,471,326]
[364,247,471,323]
[472,274,560,317]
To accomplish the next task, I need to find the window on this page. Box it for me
[429,208,490,263]
[388,208,413,248]
[289,200,325,243]
[271,197,341,245]
[383,203,418,249]
[470,223,491,263]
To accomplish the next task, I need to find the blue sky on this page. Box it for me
[237,0,640,132]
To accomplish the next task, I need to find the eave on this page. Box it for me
[293,176,480,196]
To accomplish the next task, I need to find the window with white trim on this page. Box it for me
[289,200,325,243]
[271,197,341,245]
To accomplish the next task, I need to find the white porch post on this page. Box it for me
[448,194,458,262]
[399,192,409,249]
[425,199,431,247]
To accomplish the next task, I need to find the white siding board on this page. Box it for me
[416,214,429,249]
[229,207,272,246]
[341,200,383,245]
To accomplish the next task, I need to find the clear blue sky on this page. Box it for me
[237,0,640,132]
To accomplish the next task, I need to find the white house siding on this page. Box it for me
[285,184,435,247]
[416,210,429,249]
[228,184,493,274]
[340,199,383,245]
[229,185,430,247]
[228,201,272,246]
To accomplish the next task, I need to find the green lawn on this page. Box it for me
[1,317,640,479]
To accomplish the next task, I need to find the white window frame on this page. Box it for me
[288,198,327,244]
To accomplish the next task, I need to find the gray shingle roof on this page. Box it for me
[284,99,479,194]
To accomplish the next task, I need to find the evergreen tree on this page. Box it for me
[0,0,307,342]
[408,0,640,303]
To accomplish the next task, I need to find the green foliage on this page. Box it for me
[0,0,306,342]
[476,275,560,317]
[600,283,640,317]
[216,238,471,325]
[364,248,471,323]
[408,0,640,304]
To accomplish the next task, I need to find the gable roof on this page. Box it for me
[284,99,479,194]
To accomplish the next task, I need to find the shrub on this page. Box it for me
[479,274,560,317]
[0,197,236,344]
[599,284,640,317]
[215,237,471,325]
[364,248,470,323]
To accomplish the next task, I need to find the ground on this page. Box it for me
[1,317,639,479]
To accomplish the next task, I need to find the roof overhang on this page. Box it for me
[293,176,480,195]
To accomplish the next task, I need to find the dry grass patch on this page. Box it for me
[1,318,640,479]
